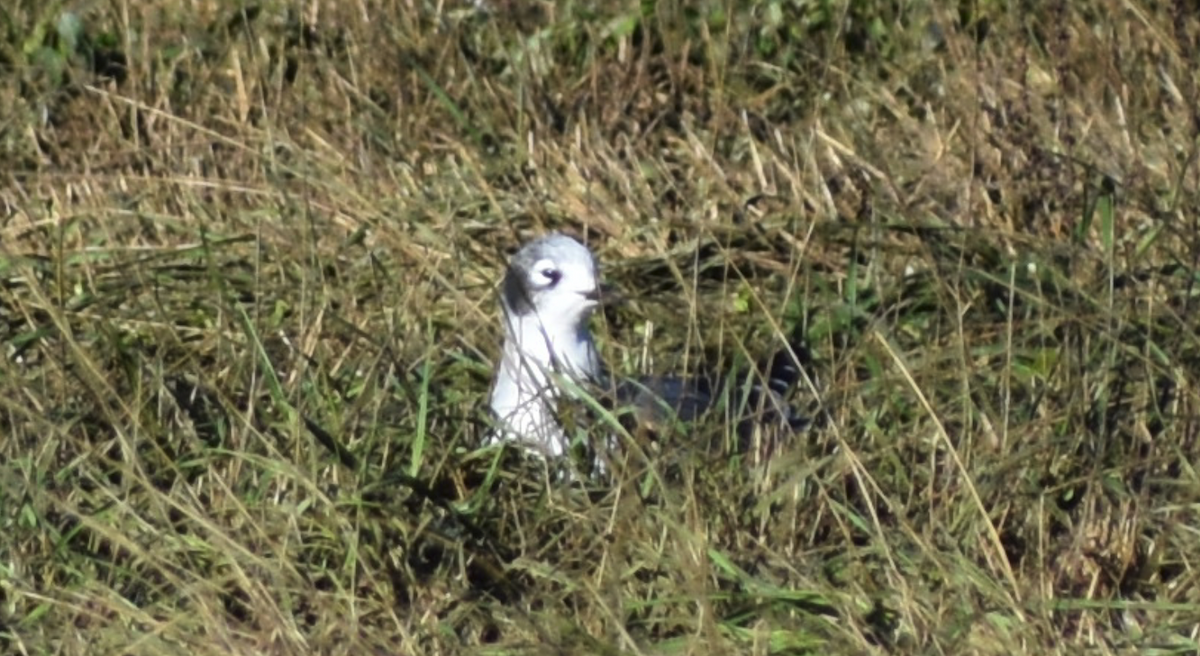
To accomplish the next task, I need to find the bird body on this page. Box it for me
[488,234,603,457]
[487,233,806,465]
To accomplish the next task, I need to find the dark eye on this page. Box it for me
[539,268,562,285]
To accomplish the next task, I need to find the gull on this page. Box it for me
[487,233,807,467]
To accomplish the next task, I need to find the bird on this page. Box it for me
[486,232,808,470]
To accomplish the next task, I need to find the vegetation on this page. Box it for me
[3,1,1199,653]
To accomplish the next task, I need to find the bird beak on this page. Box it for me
[588,282,625,306]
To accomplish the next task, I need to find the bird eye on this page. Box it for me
[539,267,562,285]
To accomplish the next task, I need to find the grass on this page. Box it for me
[3,0,1200,653]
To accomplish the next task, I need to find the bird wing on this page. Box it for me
[596,342,810,435]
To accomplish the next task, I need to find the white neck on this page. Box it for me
[488,309,600,456]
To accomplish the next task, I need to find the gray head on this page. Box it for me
[501,233,601,327]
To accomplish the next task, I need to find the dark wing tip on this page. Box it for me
[759,339,814,395]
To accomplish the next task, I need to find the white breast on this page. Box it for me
[488,311,600,456]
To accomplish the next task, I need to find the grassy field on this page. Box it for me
[3,1,1200,654]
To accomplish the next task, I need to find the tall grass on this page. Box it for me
[2,1,1199,654]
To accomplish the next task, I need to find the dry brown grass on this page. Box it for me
[3,1,1200,654]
